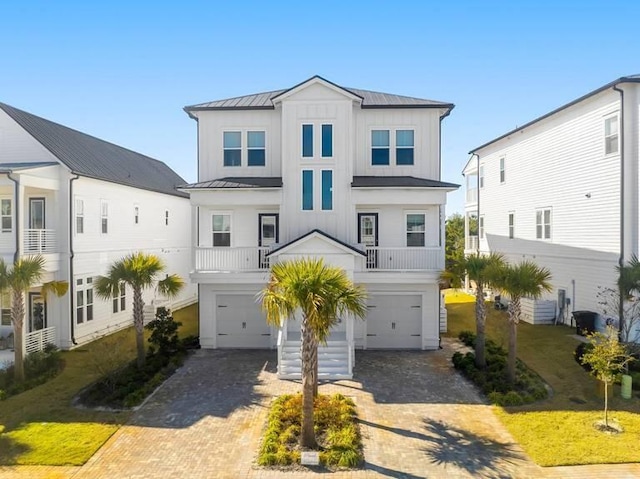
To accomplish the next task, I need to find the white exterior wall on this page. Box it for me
[0,110,59,164]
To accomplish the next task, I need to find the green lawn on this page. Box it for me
[446,297,640,466]
[0,303,198,465]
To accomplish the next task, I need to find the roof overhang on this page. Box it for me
[268,229,366,258]
[271,75,363,106]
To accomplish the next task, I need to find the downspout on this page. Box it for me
[472,153,480,254]
[69,173,80,345]
[613,84,625,337]
[6,171,19,264]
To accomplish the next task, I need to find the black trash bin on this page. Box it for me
[572,310,598,336]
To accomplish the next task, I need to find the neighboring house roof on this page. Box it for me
[267,229,366,257]
[184,75,454,114]
[351,176,459,189]
[0,161,59,172]
[469,74,640,154]
[179,177,283,189]
[0,102,188,198]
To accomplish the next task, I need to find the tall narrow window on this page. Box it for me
[605,116,619,155]
[508,212,514,239]
[0,292,10,326]
[76,280,84,324]
[113,282,126,313]
[134,206,139,225]
[396,130,414,165]
[479,165,485,188]
[536,208,552,240]
[86,277,93,321]
[371,130,390,165]
[76,199,84,233]
[321,170,333,211]
[321,124,333,157]
[223,131,241,166]
[406,214,426,247]
[212,214,231,247]
[302,170,313,210]
[479,216,485,239]
[247,131,266,166]
[499,157,505,183]
[1,199,12,233]
[165,210,169,226]
[101,201,108,234]
[302,124,313,158]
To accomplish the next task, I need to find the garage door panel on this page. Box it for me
[217,294,271,348]
[366,294,422,349]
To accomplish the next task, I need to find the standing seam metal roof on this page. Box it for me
[0,102,188,198]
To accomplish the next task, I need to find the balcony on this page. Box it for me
[465,235,479,251]
[364,247,443,271]
[466,187,478,203]
[23,229,57,254]
[195,246,270,272]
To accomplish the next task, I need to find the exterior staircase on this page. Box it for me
[278,337,352,380]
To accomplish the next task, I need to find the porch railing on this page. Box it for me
[364,247,443,271]
[465,235,479,251]
[195,246,271,272]
[25,326,56,354]
[24,229,56,254]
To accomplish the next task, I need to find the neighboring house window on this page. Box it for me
[479,216,485,239]
[302,170,313,210]
[499,157,505,183]
[396,130,414,165]
[247,131,266,166]
[1,199,12,233]
[76,277,94,324]
[479,165,485,188]
[223,131,241,166]
[212,214,231,246]
[321,170,333,211]
[371,130,390,165]
[321,124,333,157]
[302,124,313,158]
[0,292,10,326]
[76,199,84,234]
[134,206,139,225]
[101,201,108,234]
[605,116,619,155]
[113,282,126,313]
[406,213,426,247]
[508,212,514,239]
[536,208,552,240]
[165,210,169,226]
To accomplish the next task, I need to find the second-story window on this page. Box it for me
[605,115,619,155]
[223,131,242,166]
[165,210,169,226]
[499,157,506,183]
[508,212,515,239]
[479,165,485,188]
[212,214,231,246]
[536,208,551,240]
[1,199,12,233]
[396,130,414,165]
[75,199,84,234]
[134,206,139,225]
[101,201,108,234]
[302,124,313,158]
[247,131,266,166]
[406,213,425,247]
[371,130,390,165]
[321,124,333,157]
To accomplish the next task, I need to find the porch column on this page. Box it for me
[16,181,25,258]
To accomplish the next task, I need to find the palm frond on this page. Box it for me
[157,274,184,298]
[40,280,69,299]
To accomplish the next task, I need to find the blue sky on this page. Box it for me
[1,1,639,214]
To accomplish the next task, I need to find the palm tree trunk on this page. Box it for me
[300,316,317,449]
[604,381,609,427]
[507,296,520,384]
[11,288,25,382]
[132,286,145,368]
[475,284,486,368]
[312,344,319,398]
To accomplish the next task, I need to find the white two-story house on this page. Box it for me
[182,76,457,378]
[463,75,640,327]
[0,102,196,351]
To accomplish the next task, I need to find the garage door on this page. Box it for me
[216,295,271,348]
[366,295,422,349]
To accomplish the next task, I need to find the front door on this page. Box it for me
[28,292,46,332]
[358,213,378,268]
[258,214,278,268]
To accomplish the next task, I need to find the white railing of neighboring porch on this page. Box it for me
[465,235,479,251]
[24,229,56,254]
[195,247,271,272]
[25,326,56,354]
[364,247,443,271]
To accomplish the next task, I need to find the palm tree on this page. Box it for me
[494,260,552,384]
[95,252,184,368]
[260,258,367,449]
[617,255,640,340]
[0,255,68,382]
[462,253,504,368]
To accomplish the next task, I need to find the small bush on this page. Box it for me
[146,307,182,357]
[0,345,63,400]
[458,330,476,347]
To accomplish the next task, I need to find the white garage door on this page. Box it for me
[366,295,422,349]
[217,295,271,348]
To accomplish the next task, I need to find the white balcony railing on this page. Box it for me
[25,326,56,354]
[466,187,478,203]
[465,235,479,251]
[195,246,271,272]
[24,229,56,254]
[364,247,443,271]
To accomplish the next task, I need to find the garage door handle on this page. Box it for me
[367,334,377,336]
[411,305,421,309]
[410,334,421,337]
[218,333,228,336]
[261,334,270,336]
[218,305,227,308]
[367,305,376,309]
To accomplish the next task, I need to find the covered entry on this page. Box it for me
[366,294,422,349]
[216,294,271,348]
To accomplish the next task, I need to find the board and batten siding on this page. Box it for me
[0,110,60,164]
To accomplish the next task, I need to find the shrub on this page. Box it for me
[458,330,476,347]
[0,346,63,400]
[146,307,183,357]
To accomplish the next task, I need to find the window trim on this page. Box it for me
[100,200,108,234]
[395,129,415,166]
[508,212,514,239]
[405,211,426,247]
[499,157,506,184]
[604,114,619,156]
[165,210,169,226]
[535,208,552,240]
[223,130,242,167]
[75,276,94,324]
[302,124,314,158]
[134,205,139,225]
[370,127,416,166]
[0,198,12,234]
[301,169,314,211]
[321,124,333,158]
[112,282,126,314]
[212,212,232,247]
[371,129,390,166]
[247,130,266,167]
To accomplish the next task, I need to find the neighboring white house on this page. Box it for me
[463,75,640,327]
[0,102,197,351]
[182,75,458,379]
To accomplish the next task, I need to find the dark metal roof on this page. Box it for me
[185,75,453,113]
[470,74,640,153]
[351,176,459,189]
[0,102,188,198]
[179,177,283,189]
[267,229,366,257]
[0,162,59,172]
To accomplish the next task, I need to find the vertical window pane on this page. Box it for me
[223,131,241,166]
[76,290,83,307]
[1,199,11,216]
[247,150,265,166]
[372,130,390,165]
[77,307,83,324]
[406,214,426,247]
[321,124,333,157]
[302,170,313,210]
[223,149,241,167]
[321,170,333,211]
[302,125,313,157]
[248,131,266,166]
[396,149,414,165]
[212,214,231,247]
[372,149,390,165]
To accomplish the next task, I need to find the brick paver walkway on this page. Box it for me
[2,341,640,478]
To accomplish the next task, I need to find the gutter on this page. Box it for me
[6,172,19,264]
[613,84,625,336]
[69,173,80,345]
